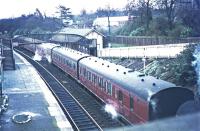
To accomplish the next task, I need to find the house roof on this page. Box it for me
[51,34,84,43]
[58,28,105,37]
[51,28,104,43]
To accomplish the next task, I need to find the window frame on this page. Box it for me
[130,95,134,111]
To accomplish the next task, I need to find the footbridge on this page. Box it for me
[98,43,196,58]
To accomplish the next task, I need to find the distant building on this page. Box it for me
[51,28,105,56]
[93,16,130,29]
[58,28,105,50]
[177,0,200,9]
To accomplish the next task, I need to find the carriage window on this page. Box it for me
[69,61,72,68]
[130,95,134,111]
[107,82,112,95]
[89,72,92,81]
[98,77,101,87]
[92,74,95,84]
[87,71,91,81]
[118,90,123,102]
[86,71,89,79]
[67,60,69,66]
[92,74,94,83]
[94,75,97,85]
[99,78,103,88]
[101,78,103,88]
[103,80,106,91]
[83,68,86,77]
[73,63,76,70]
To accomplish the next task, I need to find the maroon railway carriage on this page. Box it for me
[21,43,194,124]
[51,47,89,78]
[51,46,194,124]
[78,56,194,123]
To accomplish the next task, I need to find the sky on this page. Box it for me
[0,0,128,19]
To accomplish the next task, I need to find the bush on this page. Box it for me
[144,45,197,89]
[129,26,145,36]
[147,17,169,36]
[167,23,192,38]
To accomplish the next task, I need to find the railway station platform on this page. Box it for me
[0,52,73,131]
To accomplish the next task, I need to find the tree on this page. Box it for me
[136,0,153,30]
[56,5,73,27]
[194,0,200,9]
[175,0,200,36]
[80,9,87,16]
[126,0,153,29]
[126,0,136,16]
[34,8,43,19]
[156,0,177,29]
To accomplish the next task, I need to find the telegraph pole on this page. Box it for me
[107,5,111,36]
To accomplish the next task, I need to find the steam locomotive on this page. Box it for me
[20,43,194,124]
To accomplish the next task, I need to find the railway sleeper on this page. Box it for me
[70,113,88,119]
[73,116,90,122]
[58,97,75,102]
[69,111,86,117]
[79,126,99,131]
[76,121,95,127]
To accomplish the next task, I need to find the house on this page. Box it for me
[93,16,130,29]
[56,28,105,50]
[51,28,105,56]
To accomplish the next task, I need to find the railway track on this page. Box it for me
[15,49,102,131]
[15,47,129,130]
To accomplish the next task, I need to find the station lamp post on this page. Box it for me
[142,57,146,75]
[0,56,5,98]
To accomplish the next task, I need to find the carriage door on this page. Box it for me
[118,90,123,113]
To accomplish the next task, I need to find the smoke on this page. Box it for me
[150,98,158,113]
[147,90,154,101]
[193,44,200,95]
[32,49,52,63]
[33,50,42,61]
[46,54,52,63]
[104,104,118,118]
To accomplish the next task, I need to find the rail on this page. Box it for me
[15,49,102,131]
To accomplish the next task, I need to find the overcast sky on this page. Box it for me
[0,0,128,19]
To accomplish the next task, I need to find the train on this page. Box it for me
[20,43,195,124]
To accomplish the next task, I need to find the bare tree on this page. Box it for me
[126,0,136,16]
[138,0,153,29]
[176,0,200,36]
[194,0,200,9]
[157,0,177,29]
